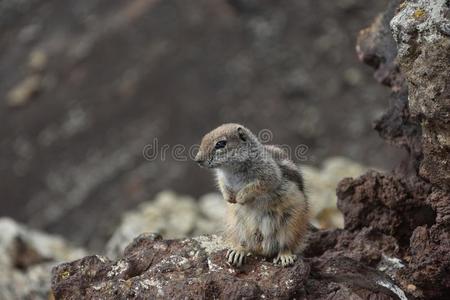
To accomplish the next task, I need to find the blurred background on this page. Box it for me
[0,0,400,251]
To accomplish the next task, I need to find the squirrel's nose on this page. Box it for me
[195,157,205,164]
[194,152,205,165]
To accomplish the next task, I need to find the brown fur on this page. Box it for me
[196,123,244,164]
[224,180,309,257]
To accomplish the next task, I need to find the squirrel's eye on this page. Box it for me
[215,140,227,149]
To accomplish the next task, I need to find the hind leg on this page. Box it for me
[274,193,309,267]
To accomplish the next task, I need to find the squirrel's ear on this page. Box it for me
[237,127,247,142]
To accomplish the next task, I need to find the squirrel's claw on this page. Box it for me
[226,249,246,267]
[273,252,297,267]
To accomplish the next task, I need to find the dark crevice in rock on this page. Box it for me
[13,235,52,271]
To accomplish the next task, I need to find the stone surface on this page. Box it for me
[390,0,450,188]
[302,156,370,229]
[105,191,226,258]
[0,218,85,300]
[349,0,450,298]
[52,233,405,300]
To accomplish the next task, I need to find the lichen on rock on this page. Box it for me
[351,0,450,298]
[390,0,450,188]
[52,233,405,299]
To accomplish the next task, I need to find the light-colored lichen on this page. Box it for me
[206,257,223,272]
[92,282,107,291]
[377,254,405,281]
[377,254,405,272]
[107,260,128,277]
[391,0,448,57]
[192,235,226,254]
[60,271,70,280]
[158,255,191,270]
[412,9,426,20]
[142,279,164,296]
[95,255,109,264]
[376,279,408,300]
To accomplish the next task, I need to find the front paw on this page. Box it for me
[235,190,251,205]
[226,249,247,267]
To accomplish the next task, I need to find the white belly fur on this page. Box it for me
[216,169,246,192]
[228,182,307,257]
[234,202,280,256]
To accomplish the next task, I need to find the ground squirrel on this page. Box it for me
[195,123,309,267]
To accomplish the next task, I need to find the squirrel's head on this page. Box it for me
[195,123,259,169]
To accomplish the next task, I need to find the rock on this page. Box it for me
[337,171,434,243]
[195,193,228,235]
[348,0,450,298]
[302,156,370,229]
[6,75,42,107]
[336,170,449,299]
[105,191,226,258]
[356,0,403,89]
[390,0,450,188]
[0,218,85,300]
[28,49,48,71]
[52,233,404,300]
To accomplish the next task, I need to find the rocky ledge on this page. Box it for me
[52,232,407,299]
